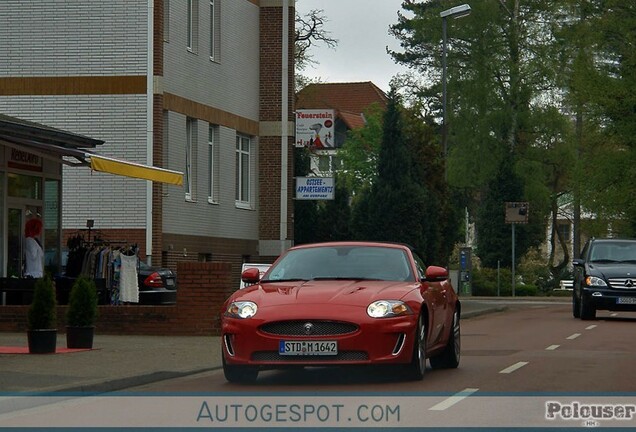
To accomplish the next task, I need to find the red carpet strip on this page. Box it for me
[0,346,93,354]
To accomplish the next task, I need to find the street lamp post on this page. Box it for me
[440,4,471,180]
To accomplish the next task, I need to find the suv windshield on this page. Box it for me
[589,241,636,263]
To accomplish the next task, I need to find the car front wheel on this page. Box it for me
[405,314,426,381]
[572,291,581,318]
[430,310,460,369]
[579,294,596,320]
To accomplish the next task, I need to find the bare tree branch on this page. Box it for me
[295,9,338,71]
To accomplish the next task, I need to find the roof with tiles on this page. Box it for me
[296,82,388,129]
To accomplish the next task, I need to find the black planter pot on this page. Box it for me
[66,326,95,349]
[27,329,57,354]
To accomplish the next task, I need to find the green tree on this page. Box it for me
[293,147,320,245]
[576,1,636,236]
[314,176,352,242]
[390,1,576,264]
[351,89,442,263]
[336,103,384,201]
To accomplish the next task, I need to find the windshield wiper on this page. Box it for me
[591,259,618,263]
[311,277,383,281]
[618,260,636,264]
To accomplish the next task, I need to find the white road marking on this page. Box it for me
[499,362,528,374]
[429,388,479,411]
[585,325,597,330]
[566,333,581,340]
[545,345,560,351]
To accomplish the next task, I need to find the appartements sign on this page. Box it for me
[295,177,334,200]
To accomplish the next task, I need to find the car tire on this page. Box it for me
[579,295,596,320]
[430,310,461,369]
[222,354,259,383]
[405,314,426,381]
[572,291,581,318]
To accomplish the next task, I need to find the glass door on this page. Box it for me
[7,207,23,278]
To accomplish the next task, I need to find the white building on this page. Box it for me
[0,0,295,281]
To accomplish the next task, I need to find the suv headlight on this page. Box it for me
[585,276,607,287]
[226,301,258,318]
[367,300,411,318]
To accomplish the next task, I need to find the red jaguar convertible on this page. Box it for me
[221,241,460,383]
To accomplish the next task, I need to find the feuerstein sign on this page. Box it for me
[295,177,334,200]
[295,109,335,149]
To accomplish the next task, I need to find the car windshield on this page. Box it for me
[262,245,414,282]
[590,242,636,263]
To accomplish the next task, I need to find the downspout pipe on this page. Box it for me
[146,0,154,264]
[279,0,289,254]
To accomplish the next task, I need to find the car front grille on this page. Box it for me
[608,278,636,289]
[252,351,368,362]
[260,321,358,336]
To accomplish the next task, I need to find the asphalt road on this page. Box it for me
[4,302,636,429]
[128,302,636,393]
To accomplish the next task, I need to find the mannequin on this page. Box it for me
[24,218,44,278]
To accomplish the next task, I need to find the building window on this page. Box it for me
[235,135,251,207]
[208,124,219,204]
[187,0,199,53]
[163,0,170,42]
[314,152,341,175]
[185,117,197,201]
[209,0,218,61]
[557,222,571,242]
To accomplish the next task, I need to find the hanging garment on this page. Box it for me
[119,253,139,303]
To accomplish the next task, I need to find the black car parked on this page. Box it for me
[138,260,177,305]
[573,238,636,320]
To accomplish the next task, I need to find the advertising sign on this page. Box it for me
[295,177,334,200]
[295,109,335,149]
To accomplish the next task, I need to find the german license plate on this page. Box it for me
[617,297,636,304]
[279,340,338,356]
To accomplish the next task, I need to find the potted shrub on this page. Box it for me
[66,276,98,349]
[27,274,58,354]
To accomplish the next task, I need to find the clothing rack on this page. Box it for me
[64,235,140,304]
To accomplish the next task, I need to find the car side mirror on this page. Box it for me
[241,267,260,284]
[423,265,449,282]
[572,258,584,267]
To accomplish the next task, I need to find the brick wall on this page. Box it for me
[0,262,235,336]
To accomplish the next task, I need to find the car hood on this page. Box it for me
[230,280,420,307]
[588,263,636,279]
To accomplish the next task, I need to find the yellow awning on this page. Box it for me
[89,154,183,186]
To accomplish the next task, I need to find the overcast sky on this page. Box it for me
[295,0,409,93]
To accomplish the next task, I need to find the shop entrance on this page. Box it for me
[6,204,41,278]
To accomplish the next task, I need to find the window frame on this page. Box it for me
[235,134,252,209]
[208,124,219,204]
[209,0,216,61]
[186,0,199,53]
[185,117,196,202]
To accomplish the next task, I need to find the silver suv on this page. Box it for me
[573,238,636,320]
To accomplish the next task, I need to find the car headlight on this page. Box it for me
[226,301,258,319]
[585,276,607,287]
[367,300,411,318]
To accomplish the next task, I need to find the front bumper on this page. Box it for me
[222,313,419,367]
[582,287,636,311]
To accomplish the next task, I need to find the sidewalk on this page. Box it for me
[0,297,566,393]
